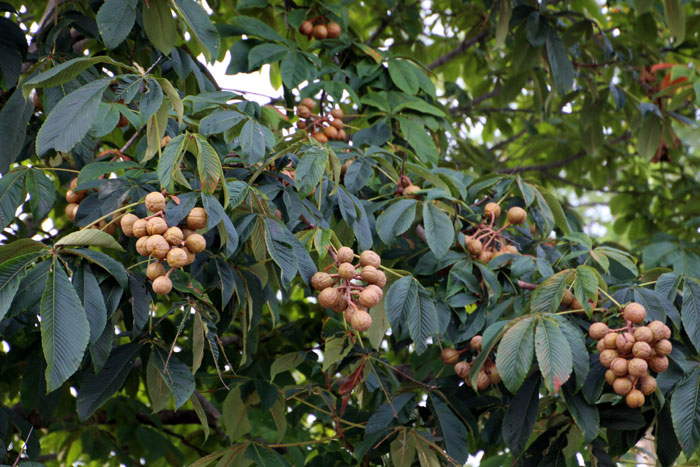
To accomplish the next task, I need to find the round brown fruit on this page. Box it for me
[403,184,421,198]
[331,118,344,130]
[185,247,196,265]
[612,377,633,395]
[312,132,328,143]
[337,246,355,264]
[343,307,353,323]
[561,289,574,307]
[605,369,616,385]
[626,389,645,408]
[326,22,341,38]
[603,332,619,349]
[132,219,148,238]
[312,24,328,39]
[147,217,168,235]
[161,135,171,148]
[589,322,609,340]
[297,105,312,119]
[639,375,657,395]
[331,108,344,119]
[311,272,333,291]
[648,355,669,373]
[441,348,459,365]
[466,238,483,256]
[455,361,471,378]
[350,309,372,332]
[337,129,346,141]
[332,295,348,313]
[623,302,646,324]
[152,276,172,295]
[616,332,635,353]
[488,366,501,384]
[648,320,671,341]
[633,326,653,343]
[323,125,339,140]
[150,235,171,259]
[296,119,308,130]
[596,339,606,353]
[375,270,387,288]
[366,284,383,300]
[507,206,527,225]
[360,265,380,283]
[145,192,166,213]
[610,358,628,377]
[484,202,501,219]
[66,203,79,222]
[299,20,313,36]
[164,226,184,246]
[120,213,139,237]
[359,250,381,268]
[167,247,189,269]
[628,358,648,377]
[135,236,150,256]
[65,190,84,204]
[654,339,672,356]
[185,233,206,253]
[146,262,166,280]
[338,262,356,281]
[318,287,340,308]
[478,249,493,263]
[471,335,482,351]
[359,288,380,308]
[301,97,316,110]
[504,245,519,255]
[477,371,490,390]
[186,207,208,230]
[632,341,653,359]
[599,349,618,368]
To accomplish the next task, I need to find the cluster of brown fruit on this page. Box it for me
[299,17,341,40]
[464,203,526,262]
[559,288,585,312]
[119,192,208,296]
[296,97,346,143]
[442,335,501,390]
[65,178,119,233]
[589,302,672,408]
[311,247,386,332]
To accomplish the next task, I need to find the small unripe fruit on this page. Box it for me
[146,262,166,280]
[149,235,170,259]
[332,295,348,313]
[338,262,356,280]
[366,284,383,300]
[648,355,669,373]
[477,371,490,390]
[167,247,189,268]
[147,217,168,235]
[297,105,312,119]
[152,276,172,295]
[186,207,208,230]
[359,250,381,268]
[403,184,421,198]
[311,272,333,291]
[613,377,633,395]
[603,332,619,349]
[605,369,616,385]
[66,189,84,204]
[318,287,340,308]
[622,302,646,324]
[135,236,150,256]
[471,335,482,351]
[507,206,527,225]
[66,203,79,221]
[633,326,653,343]
[120,213,139,236]
[639,375,657,395]
[360,265,380,283]
[596,339,606,353]
[466,238,483,256]
[326,22,341,38]
[132,219,148,238]
[70,177,79,192]
[350,309,372,331]
[478,249,493,263]
[441,348,459,365]
[375,270,387,288]
[654,339,672,356]
[484,202,501,218]
[164,226,183,246]
[632,341,653,359]
[359,288,380,308]
[589,322,609,340]
[301,97,316,110]
[628,358,648,377]
[323,125,338,139]
[626,389,645,408]
[648,320,670,341]
[503,245,519,255]
[185,233,206,253]
[616,332,635,353]
[331,118,344,130]
[455,361,471,378]
[145,192,166,213]
[610,358,628,377]
[561,289,574,307]
[312,24,328,39]
[337,246,354,264]
[312,132,328,143]
[599,349,618,368]
[299,20,313,35]
[488,366,501,384]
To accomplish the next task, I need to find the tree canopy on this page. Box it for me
[2,0,700,465]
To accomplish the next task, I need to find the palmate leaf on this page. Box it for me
[429,395,468,464]
[535,316,573,394]
[96,0,138,49]
[195,134,222,194]
[151,346,195,409]
[25,169,56,221]
[671,366,700,457]
[0,252,44,321]
[422,203,454,259]
[171,0,220,62]
[682,277,700,353]
[496,316,535,393]
[376,199,417,245]
[55,229,125,251]
[530,269,574,314]
[502,373,540,455]
[295,145,328,198]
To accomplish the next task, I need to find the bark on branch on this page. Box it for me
[428,29,489,70]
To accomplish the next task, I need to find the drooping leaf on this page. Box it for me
[239,119,267,164]
[0,252,43,321]
[561,383,599,442]
[535,316,572,394]
[195,134,222,194]
[0,89,34,172]
[671,366,700,457]
[545,28,574,94]
[96,0,138,49]
[682,277,700,353]
[0,170,26,230]
[73,264,108,345]
[496,316,536,394]
[295,145,328,198]
[151,346,196,409]
[429,395,469,464]
[530,269,574,314]
[388,59,420,95]
[142,0,177,54]
[222,385,252,440]
[422,203,454,259]
[200,110,246,135]
[502,373,540,455]
[663,0,686,44]
[25,169,56,221]
[376,199,417,245]
[407,285,439,355]
[172,0,221,62]
[365,393,414,434]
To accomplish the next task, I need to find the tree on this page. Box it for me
[1,0,700,465]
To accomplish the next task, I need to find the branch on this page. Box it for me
[490,129,527,152]
[428,29,489,70]
[517,280,538,290]
[366,2,407,45]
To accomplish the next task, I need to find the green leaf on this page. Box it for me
[270,351,305,381]
[561,384,599,442]
[573,265,598,312]
[36,79,111,155]
[142,0,177,55]
[663,0,686,44]
[385,276,416,339]
[248,43,288,69]
[280,51,315,89]
[156,77,183,123]
[73,264,108,344]
[322,336,352,371]
[76,343,141,420]
[41,258,90,391]
[398,117,438,164]
[172,0,221,62]
[147,352,171,412]
[0,239,47,265]
[388,59,420,95]
[682,278,700,353]
[143,101,169,162]
[376,199,417,245]
[244,443,289,466]
[22,57,120,97]
[230,16,288,43]
[496,316,535,394]
[295,145,328,198]
[264,218,297,285]
[0,89,34,172]
[157,134,188,192]
[545,28,574,94]
[540,188,571,235]
[189,393,210,441]
[366,393,414,434]
[239,119,267,164]
[0,170,26,230]
[393,99,445,117]
[55,229,125,251]
[502,373,540,455]
[195,134,222,194]
[556,318,589,390]
[96,0,137,49]
[0,252,43,321]
[62,248,128,288]
[151,346,196,409]
[535,316,572,394]
[192,312,206,374]
[468,320,510,388]
[422,203,454,259]
[595,246,638,276]
[530,269,574,314]
[671,366,700,457]
[25,169,55,222]
[429,395,468,464]
[495,0,513,47]
[200,110,246,135]
[222,386,252,440]
[407,285,438,355]
[638,113,661,160]
[390,431,417,467]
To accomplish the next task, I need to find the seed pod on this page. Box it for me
[648,320,669,341]
[616,332,635,353]
[318,287,340,308]
[599,349,619,368]
[312,24,328,39]
[186,207,208,230]
[65,189,84,204]
[296,105,312,119]
[66,203,79,222]
[358,288,380,308]
[478,249,493,263]
[648,355,669,373]
[184,247,196,265]
[185,233,206,253]
[476,371,490,390]
[455,361,471,378]
[466,238,483,256]
[181,228,196,239]
[610,358,629,377]
[301,97,316,110]
[164,227,184,246]
[628,358,648,377]
[483,202,501,218]
[311,272,333,291]
[366,284,383,300]
[326,22,341,38]
[603,332,619,349]
[147,217,168,235]
[605,369,616,385]
[622,302,646,324]
[612,377,633,395]
[135,236,150,256]
[471,335,482,351]
[441,348,459,365]
[146,262,166,280]
[507,206,527,225]
[120,213,139,236]
[299,20,313,35]
[359,250,381,268]
[312,132,328,143]
[639,375,657,395]
[488,366,501,384]
[589,322,609,340]
[338,263,356,280]
[632,341,653,359]
[360,265,379,283]
[633,326,653,343]
[323,125,339,139]
[654,339,672,356]
[503,245,519,255]
[596,339,606,353]
[331,118,344,130]
[167,247,189,268]
[149,235,170,259]
[132,219,148,238]
[152,276,173,295]
[561,289,574,307]
[626,389,645,408]
[350,309,372,331]
[337,246,355,264]
[337,129,347,141]
[332,295,348,313]
[375,270,387,288]
[145,192,166,213]
[331,108,344,119]
[296,119,308,130]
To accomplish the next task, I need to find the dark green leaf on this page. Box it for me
[502,373,540,455]
[422,203,454,259]
[239,119,267,164]
[663,0,685,44]
[281,51,315,89]
[376,199,417,244]
[172,0,221,62]
[535,316,572,394]
[55,229,125,251]
[295,145,328,198]
[430,395,468,464]
[671,366,700,457]
[556,318,589,390]
[366,393,414,434]
[682,278,700,353]
[199,110,246,135]
[96,0,137,49]
[0,252,43,321]
[408,285,438,355]
[638,114,661,160]
[0,170,26,230]
[545,28,574,94]
[22,57,118,96]
[388,59,420,95]
[151,346,196,408]
[561,384,599,442]
[248,43,288,69]
[25,170,55,221]
[229,16,288,43]
[244,443,290,467]
[157,134,187,192]
[0,89,33,172]
[73,264,108,344]
[195,134,222,194]
[398,117,438,164]
[62,248,128,288]
[385,276,416,339]
[264,218,297,285]
[496,316,535,393]
[142,0,177,54]
[530,269,573,314]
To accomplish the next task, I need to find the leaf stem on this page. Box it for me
[598,287,622,308]
[81,201,142,230]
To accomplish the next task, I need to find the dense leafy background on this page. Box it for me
[2,0,700,465]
